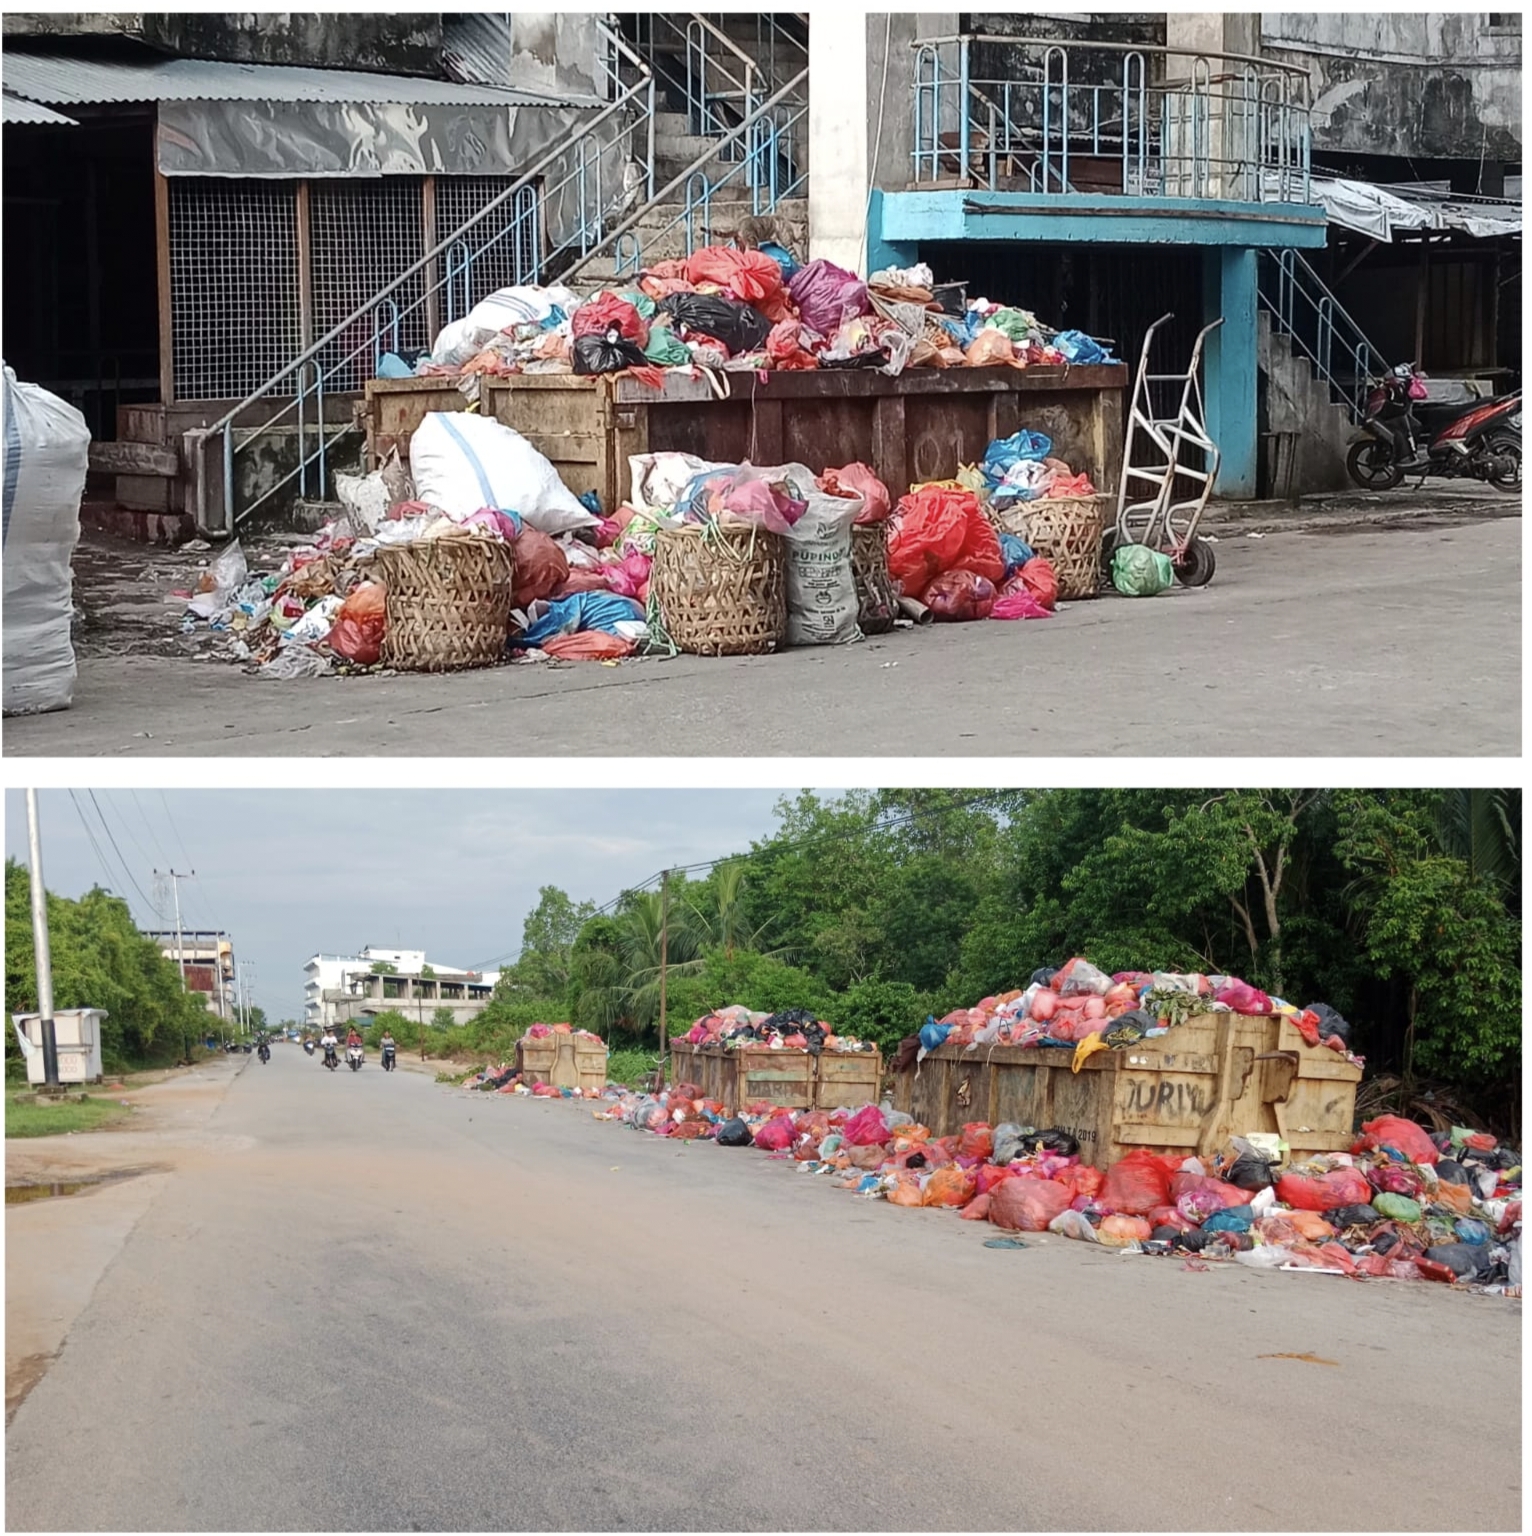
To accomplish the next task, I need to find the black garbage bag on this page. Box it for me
[1425,1242,1493,1279]
[573,326,650,375]
[1373,1230,1403,1256]
[890,1036,921,1074]
[656,293,771,356]
[1330,1203,1380,1228]
[1435,1158,1471,1186]
[1151,1225,1184,1245]
[1030,967,1059,988]
[1303,1002,1352,1047]
[716,1117,752,1147]
[1177,1228,1209,1252]
[1225,1155,1277,1192]
[1032,1128,1080,1158]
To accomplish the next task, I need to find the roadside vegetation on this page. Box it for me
[5,1085,132,1139]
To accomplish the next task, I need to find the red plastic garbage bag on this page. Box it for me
[1170,1173,1253,1216]
[326,582,386,665]
[766,319,818,371]
[955,506,1007,586]
[888,487,973,596]
[541,632,636,661]
[1100,1149,1173,1215]
[1019,557,1058,611]
[1353,1115,1440,1165]
[572,292,649,348]
[975,1163,1019,1197]
[924,1164,978,1208]
[753,1115,796,1152]
[843,1104,890,1146]
[991,590,1053,620]
[1214,978,1273,1014]
[685,247,783,305]
[958,1123,994,1160]
[989,1177,1071,1232]
[961,1192,993,1221]
[1056,1164,1105,1201]
[1276,1166,1372,1211]
[819,463,891,525]
[511,527,571,610]
[924,568,997,622]
[1148,1205,1199,1233]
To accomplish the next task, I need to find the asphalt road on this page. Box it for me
[4,518,1520,757]
[6,1047,1521,1532]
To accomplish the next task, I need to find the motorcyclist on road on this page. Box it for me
[346,1026,363,1051]
[257,1035,271,1063]
[320,1029,338,1067]
[380,1030,397,1068]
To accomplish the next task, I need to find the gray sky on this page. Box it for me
[5,789,810,1021]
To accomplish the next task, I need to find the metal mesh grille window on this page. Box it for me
[309,178,429,391]
[168,180,302,401]
[435,178,543,321]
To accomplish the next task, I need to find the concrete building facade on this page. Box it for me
[303,946,500,1031]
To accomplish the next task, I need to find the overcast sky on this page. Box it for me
[5,789,814,1021]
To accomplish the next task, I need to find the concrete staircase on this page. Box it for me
[1256,312,1357,495]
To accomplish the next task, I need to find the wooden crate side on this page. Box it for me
[364,378,472,467]
[736,1051,814,1113]
[814,1052,881,1111]
[518,1037,559,1085]
[483,380,612,507]
[570,1040,609,1096]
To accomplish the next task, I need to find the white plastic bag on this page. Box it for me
[777,469,862,646]
[1048,1209,1101,1243]
[430,286,580,366]
[409,412,595,535]
[628,451,727,513]
[335,468,392,534]
[2,366,89,715]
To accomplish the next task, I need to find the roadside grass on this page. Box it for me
[5,1087,133,1139]
[606,1048,660,1089]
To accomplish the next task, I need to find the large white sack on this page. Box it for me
[776,463,862,646]
[409,411,596,536]
[2,365,89,714]
[430,285,581,366]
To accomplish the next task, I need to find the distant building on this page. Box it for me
[303,945,501,1030]
[146,929,235,1019]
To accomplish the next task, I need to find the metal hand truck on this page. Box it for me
[1109,313,1223,587]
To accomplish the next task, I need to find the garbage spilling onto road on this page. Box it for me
[396,257,1116,384]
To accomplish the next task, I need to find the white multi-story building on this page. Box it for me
[302,946,501,1030]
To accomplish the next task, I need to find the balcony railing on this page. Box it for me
[911,35,1312,205]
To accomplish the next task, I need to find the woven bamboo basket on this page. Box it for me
[652,522,786,656]
[373,537,516,672]
[851,524,898,635]
[1021,495,1105,600]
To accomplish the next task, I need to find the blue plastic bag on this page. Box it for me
[919,1020,952,1053]
[998,532,1035,575]
[1053,329,1113,364]
[375,352,415,379]
[759,241,800,282]
[1203,1205,1256,1233]
[1455,1218,1491,1246]
[982,430,1053,486]
[519,592,644,648]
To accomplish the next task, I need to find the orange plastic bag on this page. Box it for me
[957,1122,994,1160]
[965,330,1017,367]
[924,1164,978,1208]
[1433,1179,1474,1214]
[888,1174,925,1207]
[325,582,387,665]
[1286,1209,1337,1242]
[511,527,570,610]
[989,1177,1071,1232]
[1097,1214,1153,1247]
[1056,1164,1105,1201]
[540,632,635,661]
[961,1192,993,1221]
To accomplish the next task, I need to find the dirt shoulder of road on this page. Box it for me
[5,1057,244,1423]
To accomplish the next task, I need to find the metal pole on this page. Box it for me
[157,869,193,990]
[657,870,670,1090]
[25,790,60,1090]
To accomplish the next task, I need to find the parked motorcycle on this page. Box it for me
[347,1044,365,1073]
[323,1043,339,1072]
[1348,364,1521,492]
[381,1042,397,1073]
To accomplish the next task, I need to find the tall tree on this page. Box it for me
[510,885,596,995]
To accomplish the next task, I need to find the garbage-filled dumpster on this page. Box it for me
[516,1028,608,1091]
[891,1012,1360,1171]
[670,1042,882,1117]
[362,364,1125,519]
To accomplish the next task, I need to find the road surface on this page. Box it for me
[6,1046,1521,1531]
[5,516,1520,756]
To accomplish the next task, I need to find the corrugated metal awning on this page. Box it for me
[2,90,78,126]
[0,50,592,111]
[1304,174,1522,242]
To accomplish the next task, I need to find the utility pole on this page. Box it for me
[658,869,670,1091]
[155,868,194,991]
[25,790,60,1091]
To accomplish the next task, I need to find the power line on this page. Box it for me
[66,790,120,896]
[130,790,174,868]
[87,791,159,915]
[159,790,196,871]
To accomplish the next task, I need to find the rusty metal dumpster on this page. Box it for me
[890,1012,1361,1171]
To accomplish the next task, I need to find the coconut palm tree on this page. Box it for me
[1437,788,1520,911]
[569,893,701,1040]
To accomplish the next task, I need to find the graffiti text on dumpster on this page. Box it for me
[1122,1077,1208,1119]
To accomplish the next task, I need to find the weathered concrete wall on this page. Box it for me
[508,13,602,99]
[868,12,958,192]
[2,13,444,75]
[1260,13,1522,161]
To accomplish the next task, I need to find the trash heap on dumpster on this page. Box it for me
[396,256,1115,384]
[682,1005,879,1054]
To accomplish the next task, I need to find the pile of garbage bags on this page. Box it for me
[682,1004,878,1055]
[393,254,1115,384]
[583,1083,1521,1293]
[914,959,1364,1063]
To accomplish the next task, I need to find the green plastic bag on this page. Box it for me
[618,289,658,322]
[1373,1192,1423,1223]
[1111,543,1174,597]
[982,307,1039,344]
[643,323,691,366]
